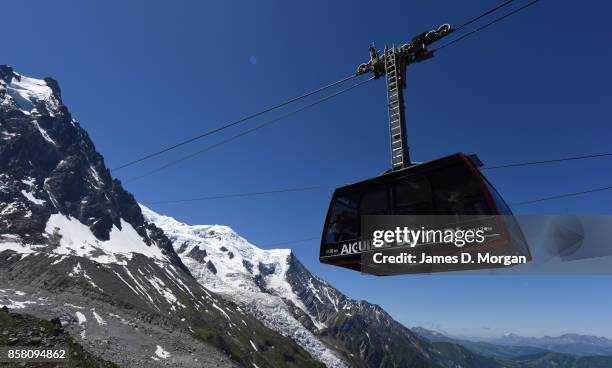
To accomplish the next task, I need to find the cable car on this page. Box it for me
[320,153,531,275]
[319,29,531,274]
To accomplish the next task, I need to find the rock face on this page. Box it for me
[0,65,325,368]
[142,206,443,368]
[0,64,180,267]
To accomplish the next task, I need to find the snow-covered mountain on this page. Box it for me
[142,206,446,368]
[0,65,326,368]
[0,65,181,267]
[141,206,350,368]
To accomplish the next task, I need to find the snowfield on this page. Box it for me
[1,213,169,265]
[2,73,60,115]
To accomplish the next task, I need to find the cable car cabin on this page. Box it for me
[320,153,531,275]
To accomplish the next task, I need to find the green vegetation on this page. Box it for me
[0,308,118,368]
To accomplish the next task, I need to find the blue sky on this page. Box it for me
[5,0,612,338]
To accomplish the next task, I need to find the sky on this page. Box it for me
[4,0,612,338]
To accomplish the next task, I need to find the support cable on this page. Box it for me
[112,74,361,172]
[126,76,375,182]
[432,0,543,52]
[452,0,517,33]
[143,152,612,204]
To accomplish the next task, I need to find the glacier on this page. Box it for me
[141,204,350,368]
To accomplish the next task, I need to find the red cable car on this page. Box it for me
[319,30,531,275]
[320,153,531,275]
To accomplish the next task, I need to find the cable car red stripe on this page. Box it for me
[458,152,509,249]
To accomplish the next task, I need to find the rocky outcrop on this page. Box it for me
[0,65,186,270]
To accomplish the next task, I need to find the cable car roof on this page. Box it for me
[334,152,481,193]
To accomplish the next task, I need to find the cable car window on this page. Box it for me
[428,164,491,216]
[359,186,389,215]
[325,194,360,244]
[393,175,434,215]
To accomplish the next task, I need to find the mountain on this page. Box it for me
[0,65,325,368]
[435,331,612,357]
[142,206,448,368]
[430,344,612,368]
[141,207,612,368]
[487,333,612,357]
[413,327,549,358]
[495,352,612,368]
[414,327,612,367]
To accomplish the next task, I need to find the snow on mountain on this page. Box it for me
[1,71,60,115]
[2,213,168,265]
[142,205,444,368]
[141,205,349,368]
[0,64,177,268]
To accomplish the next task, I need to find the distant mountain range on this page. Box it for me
[414,327,612,357]
[413,327,548,358]
[486,333,612,357]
